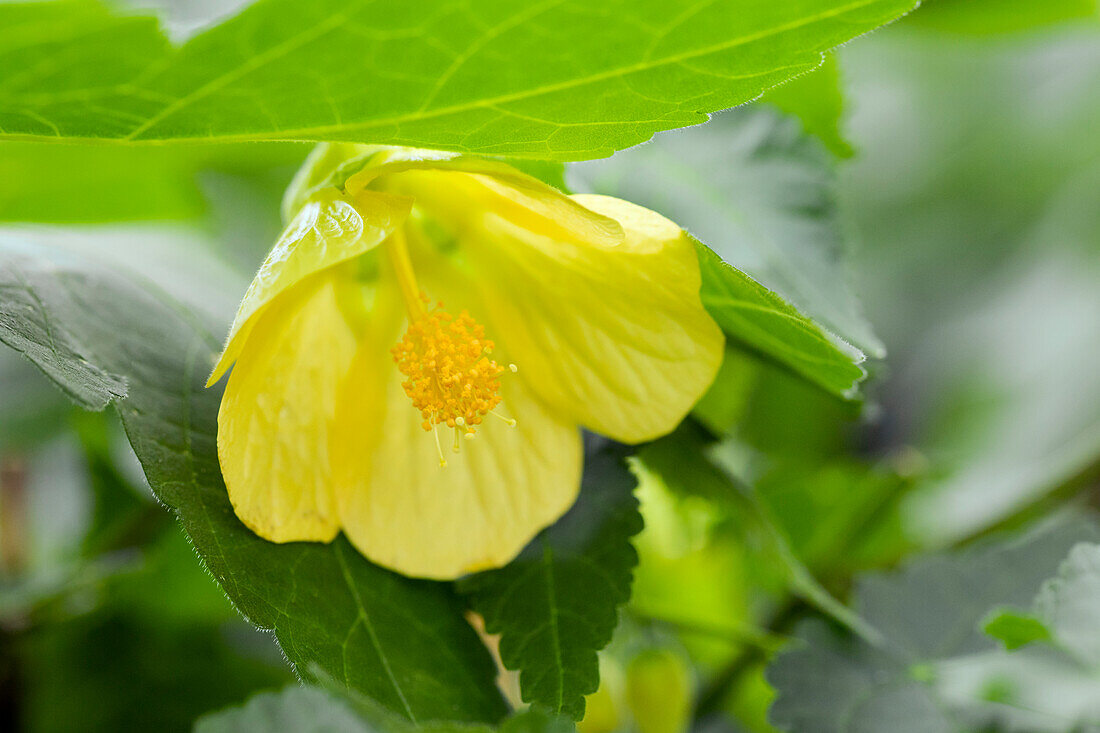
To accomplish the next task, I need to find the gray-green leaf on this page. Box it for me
[766,518,1100,733]
[195,686,374,733]
[196,684,575,733]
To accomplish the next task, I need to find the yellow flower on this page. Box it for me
[208,147,724,580]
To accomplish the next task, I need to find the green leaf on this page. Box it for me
[459,442,643,721]
[571,103,880,363]
[21,609,291,733]
[695,242,865,400]
[763,55,853,158]
[908,0,1099,35]
[18,521,293,733]
[982,609,1052,651]
[1,0,917,158]
[0,238,508,724]
[637,425,881,642]
[0,140,306,223]
[766,518,1100,733]
[0,141,205,222]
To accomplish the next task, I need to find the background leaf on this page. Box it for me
[195,684,576,733]
[933,543,1100,732]
[908,0,1099,35]
[0,140,306,223]
[766,518,1100,733]
[761,55,853,159]
[981,609,1051,651]
[460,441,643,721]
[0,0,917,158]
[194,686,374,733]
[0,238,507,724]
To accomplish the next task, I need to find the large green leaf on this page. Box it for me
[695,243,865,400]
[459,442,643,721]
[766,518,1100,733]
[0,238,507,724]
[1,0,917,158]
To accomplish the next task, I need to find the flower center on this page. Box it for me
[383,227,516,467]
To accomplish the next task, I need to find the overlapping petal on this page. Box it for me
[208,188,411,385]
[218,274,359,543]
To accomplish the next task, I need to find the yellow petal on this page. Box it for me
[330,269,582,580]
[466,193,724,443]
[217,275,358,543]
[350,154,624,248]
[208,188,411,386]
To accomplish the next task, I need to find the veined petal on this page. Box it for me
[208,188,411,386]
[218,274,359,543]
[330,267,582,581]
[467,194,724,443]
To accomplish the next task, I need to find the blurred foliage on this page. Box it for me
[762,56,854,159]
[909,0,1099,35]
[1,393,291,733]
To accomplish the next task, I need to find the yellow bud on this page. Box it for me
[625,649,693,733]
[579,657,624,733]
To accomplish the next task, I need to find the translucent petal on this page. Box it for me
[217,275,358,543]
[208,188,411,386]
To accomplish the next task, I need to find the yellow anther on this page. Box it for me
[392,304,508,443]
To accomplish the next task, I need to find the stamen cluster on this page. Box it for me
[391,304,505,435]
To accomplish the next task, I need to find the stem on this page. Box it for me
[734,476,885,647]
[694,598,803,717]
[630,608,787,652]
[692,446,914,718]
